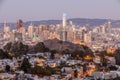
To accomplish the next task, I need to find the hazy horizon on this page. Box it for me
[0,0,120,22]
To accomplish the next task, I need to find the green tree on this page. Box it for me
[45,66,56,74]
[83,64,87,72]
[71,50,84,59]
[34,42,49,53]
[68,77,72,80]
[101,58,107,67]
[108,65,118,70]
[115,49,120,65]
[5,42,29,57]
[3,42,12,52]
[62,49,70,54]
[74,69,78,78]
[0,49,9,59]
[31,66,43,75]
[50,50,57,59]
[20,57,31,73]
[31,65,51,76]
[113,77,120,80]
[19,42,29,55]
[5,65,10,72]
[0,49,5,59]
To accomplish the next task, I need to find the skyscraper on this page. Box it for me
[60,13,67,41]
[101,25,106,34]
[67,21,75,42]
[10,32,23,42]
[84,32,91,43]
[28,23,34,38]
[62,13,67,29]
[17,19,23,29]
[3,20,10,33]
[3,20,7,33]
[107,21,111,33]
[102,21,111,34]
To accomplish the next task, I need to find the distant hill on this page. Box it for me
[0,18,120,31]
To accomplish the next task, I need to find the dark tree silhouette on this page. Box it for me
[3,42,29,57]
[0,49,9,59]
[34,42,49,53]
[108,65,118,70]
[50,50,57,59]
[20,57,31,73]
[3,42,12,52]
[115,48,120,65]
[30,65,51,76]
[5,65,10,72]
[74,69,78,78]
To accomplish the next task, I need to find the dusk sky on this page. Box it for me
[0,0,120,22]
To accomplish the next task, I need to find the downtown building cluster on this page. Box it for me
[1,14,120,52]
[0,15,120,79]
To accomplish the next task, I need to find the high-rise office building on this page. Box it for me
[101,25,106,34]
[16,19,26,38]
[101,21,111,34]
[17,19,23,29]
[10,32,23,42]
[93,27,101,33]
[62,13,67,29]
[3,20,10,33]
[67,21,75,42]
[60,13,67,41]
[3,20,11,39]
[84,32,91,43]
[19,27,26,36]
[28,23,34,38]
[107,21,111,33]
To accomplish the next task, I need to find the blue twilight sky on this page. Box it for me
[0,0,120,22]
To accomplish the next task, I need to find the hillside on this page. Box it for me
[43,39,93,56]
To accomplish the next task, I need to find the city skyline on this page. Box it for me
[0,0,120,22]
[0,1,120,79]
